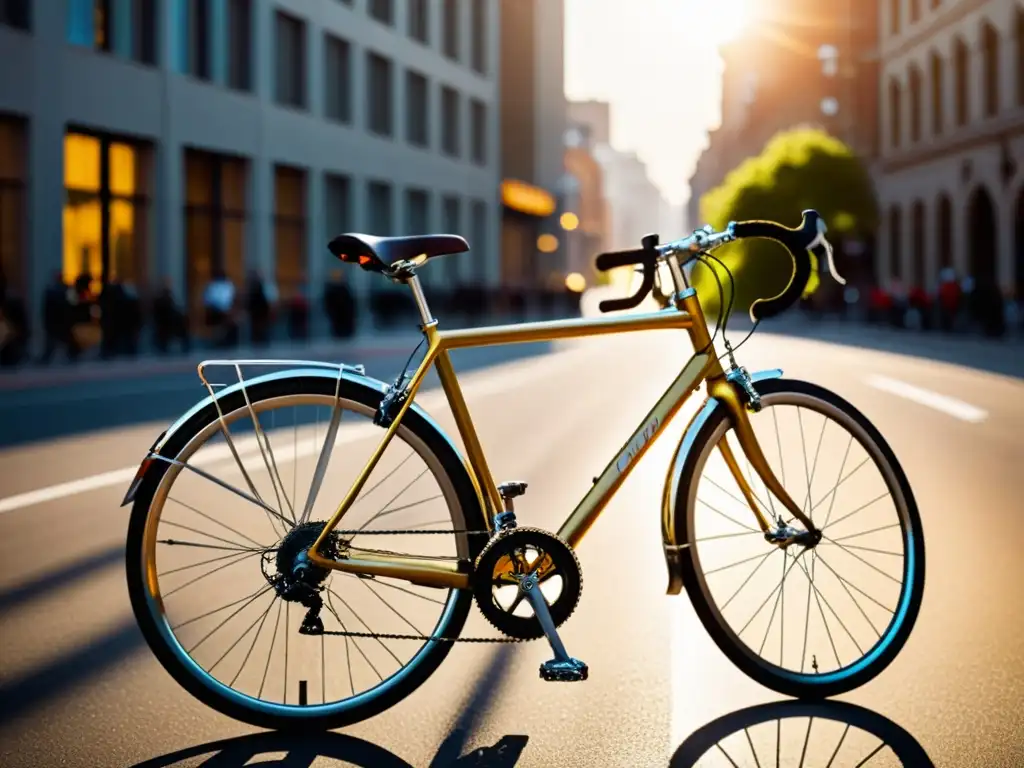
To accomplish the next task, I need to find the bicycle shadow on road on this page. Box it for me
[669,698,935,767]
[128,644,527,768]
[128,730,529,768]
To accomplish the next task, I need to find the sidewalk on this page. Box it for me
[0,330,425,393]
[743,313,1024,380]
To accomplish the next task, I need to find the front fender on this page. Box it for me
[119,366,455,507]
[660,368,783,595]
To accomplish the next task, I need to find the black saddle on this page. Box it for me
[327,233,469,273]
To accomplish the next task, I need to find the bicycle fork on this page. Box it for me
[707,372,821,547]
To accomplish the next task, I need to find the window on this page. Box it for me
[406,189,430,235]
[274,165,307,300]
[441,196,460,279]
[470,199,487,281]
[368,181,393,234]
[325,35,352,124]
[930,51,944,135]
[370,0,393,25]
[888,77,902,148]
[470,99,486,164]
[275,11,307,109]
[909,0,920,24]
[908,66,922,142]
[443,0,459,61]
[954,37,969,126]
[63,131,151,298]
[470,0,486,73]
[936,193,952,269]
[888,205,902,280]
[405,71,429,147]
[0,0,30,31]
[408,0,429,43]
[442,86,460,157]
[66,0,156,65]
[184,150,247,327]
[188,0,211,79]
[982,23,999,118]
[324,174,351,238]
[367,53,394,136]
[910,200,925,285]
[1018,9,1024,107]
[0,116,27,299]
[889,0,900,36]
[228,0,253,91]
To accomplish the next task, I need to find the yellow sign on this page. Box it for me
[501,179,556,217]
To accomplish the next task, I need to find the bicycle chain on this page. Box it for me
[315,527,535,645]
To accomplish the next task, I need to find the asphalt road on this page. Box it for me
[0,326,1022,767]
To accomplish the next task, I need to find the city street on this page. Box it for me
[0,326,1022,767]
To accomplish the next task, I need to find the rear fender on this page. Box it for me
[660,368,783,595]
[119,366,460,507]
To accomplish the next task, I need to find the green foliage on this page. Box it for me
[693,127,877,319]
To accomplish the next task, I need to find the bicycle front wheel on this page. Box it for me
[675,378,925,699]
[125,373,487,731]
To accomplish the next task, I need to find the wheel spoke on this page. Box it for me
[299,396,346,525]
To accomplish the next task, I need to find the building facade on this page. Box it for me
[875,0,1024,298]
[687,0,880,233]
[563,120,608,280]
[497,0,567,290]
[567,99,668,251]
[0,0,501,337]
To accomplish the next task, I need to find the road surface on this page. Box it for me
[0,328,1022,767]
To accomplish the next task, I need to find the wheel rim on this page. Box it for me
[685,389,918,685]
[137,392,469,718]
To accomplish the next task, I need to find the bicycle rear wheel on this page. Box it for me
[125,373,487,730]
[675,378,925,699]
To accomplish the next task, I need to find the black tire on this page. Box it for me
[674,378,926,699]
[125,374,487,731]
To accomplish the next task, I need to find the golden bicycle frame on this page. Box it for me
[303,278,817,591]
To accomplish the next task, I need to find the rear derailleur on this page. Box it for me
[261,521,344,635]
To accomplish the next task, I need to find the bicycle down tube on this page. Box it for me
[307,290,813,590]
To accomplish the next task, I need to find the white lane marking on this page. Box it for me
[865,374,988,423]
[0,347,598,516]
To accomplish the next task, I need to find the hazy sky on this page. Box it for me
[564,0,750,207]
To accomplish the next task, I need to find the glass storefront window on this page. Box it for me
[0,116,27,298]
[274,165,307,301]
[184,149,248,329]
[62,131,150,296]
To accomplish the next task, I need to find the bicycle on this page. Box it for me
[123,209,925,731]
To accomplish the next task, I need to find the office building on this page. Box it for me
[497,0,568,290]
[568,100,670,252]
[0,0,501,337]
[875,0,1024,297]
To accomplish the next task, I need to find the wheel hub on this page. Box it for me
[268,522,343,603]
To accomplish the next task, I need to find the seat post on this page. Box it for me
[407,274,435,325]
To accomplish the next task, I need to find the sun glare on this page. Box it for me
[688,0,753,46]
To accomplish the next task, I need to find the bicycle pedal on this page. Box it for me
[539,658,589,682]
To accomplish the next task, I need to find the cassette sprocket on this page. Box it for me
[472,527,582,640]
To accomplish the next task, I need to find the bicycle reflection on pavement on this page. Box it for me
[670,699,934,767]
[130,731,527,768]
[129,698,931,767]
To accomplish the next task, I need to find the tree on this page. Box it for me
[694,127,877,321]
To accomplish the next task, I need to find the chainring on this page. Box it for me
[472,527,582,641]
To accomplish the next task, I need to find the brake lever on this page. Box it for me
[806,218,846,286]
